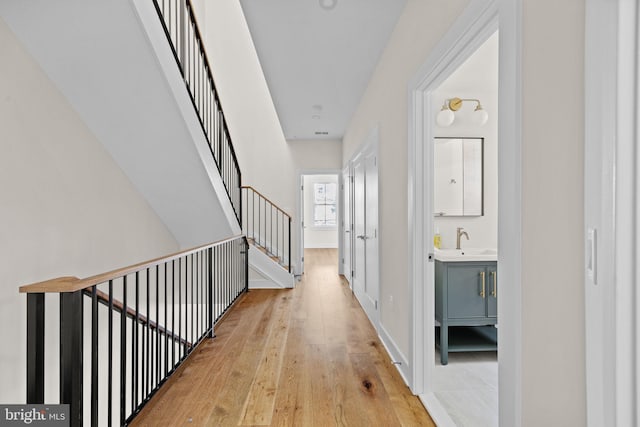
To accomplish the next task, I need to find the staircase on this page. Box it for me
[242,186,295,288]
[1,0,293,285]
[7,0,294,422]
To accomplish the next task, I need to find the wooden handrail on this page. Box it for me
[20,235,246,294]
[242,186,292,219]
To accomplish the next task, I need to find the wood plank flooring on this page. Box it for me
[131,248,434,427]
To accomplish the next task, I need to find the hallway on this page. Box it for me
[132,249,434,426]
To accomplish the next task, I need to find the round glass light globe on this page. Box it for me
[472,109,489,126]
[436,109,455,127]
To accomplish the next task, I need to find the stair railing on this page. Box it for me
[153,0,242,224]
[242,186,292,273]
[21,235,248,427]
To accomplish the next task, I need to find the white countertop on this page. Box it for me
[434,248,497,262]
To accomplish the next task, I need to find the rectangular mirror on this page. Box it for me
[434,137,484,216]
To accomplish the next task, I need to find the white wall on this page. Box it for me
[190,3,343,273]
[0,17,179,403]
[518,0,585,423]
[191,0,294,211]
[433,32,498,250]
[342,0,470,367]
[303,174,339,248]
[291,140,342,270]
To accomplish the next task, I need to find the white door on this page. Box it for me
[353,158,366,297]
[342,166,352,284]
[363,151,379,316]
[299,176,305,274]
[352,143,379,326]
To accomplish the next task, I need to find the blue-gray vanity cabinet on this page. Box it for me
[435,260,497,365]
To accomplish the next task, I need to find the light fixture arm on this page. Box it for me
[445,97,483,112]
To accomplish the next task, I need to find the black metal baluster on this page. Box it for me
[178,257,182,360]
[146,268,150,399]
[108,280,114,427]
[191,253,194,347]
[215,245,219,322]
[60,291,83,427]
[245,239,250,292]
[164,263,169,377]
[289,218,292,273]
[91,286,98,427]
[196,251,200,339]
[172,260,176,369]
[208,248,213,337]
[184,254,188,357]
[134,272,139,410]
[120,276,127,426]
[228,243,231,307]
[156,265,160,388]
[26,293,44,404]
[201,251,204,338]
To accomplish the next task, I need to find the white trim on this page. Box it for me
[341,164,353,283]
[585,0,639,424]
[614,3,639,424]
[408,0,523,425]
[418,393,457,427]
[248,278,279,289]
[248,246,294,288]
[378,323,411,384]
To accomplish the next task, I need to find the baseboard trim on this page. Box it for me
[378,323,411,387]
[419,392,457,427]
[249,278,280,289]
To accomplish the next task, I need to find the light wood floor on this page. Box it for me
[132,248,434,426]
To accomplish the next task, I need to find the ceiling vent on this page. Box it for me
[315,131,329,135]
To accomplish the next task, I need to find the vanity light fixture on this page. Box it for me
[436,97,489,127]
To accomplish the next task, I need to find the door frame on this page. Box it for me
[341,164,353,284]
[296,169,342,275]
[407,0,523,425]
[584,0,639,424]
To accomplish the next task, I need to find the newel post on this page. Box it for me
[244,238,249,292]
[60,291,83,427]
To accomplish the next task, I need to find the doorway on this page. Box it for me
[407,1,515,425]
[429,31,499,426]
[298,171,340,274]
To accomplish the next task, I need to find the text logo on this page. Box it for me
[0,405,68,427]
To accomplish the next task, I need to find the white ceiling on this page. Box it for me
[239,0,407,140]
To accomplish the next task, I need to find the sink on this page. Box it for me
[434,248,497,262]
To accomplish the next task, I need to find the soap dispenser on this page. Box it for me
[434,228,441,249]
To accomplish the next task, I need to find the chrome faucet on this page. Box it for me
[456,227,469,250]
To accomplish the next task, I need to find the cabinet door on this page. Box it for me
[486,266,497,318]
[447,265,487,319]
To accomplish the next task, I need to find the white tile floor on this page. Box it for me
[433,350,498,427]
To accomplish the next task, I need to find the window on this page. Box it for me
[313,182,337,226]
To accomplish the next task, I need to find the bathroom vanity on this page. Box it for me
[434,248,497,365]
